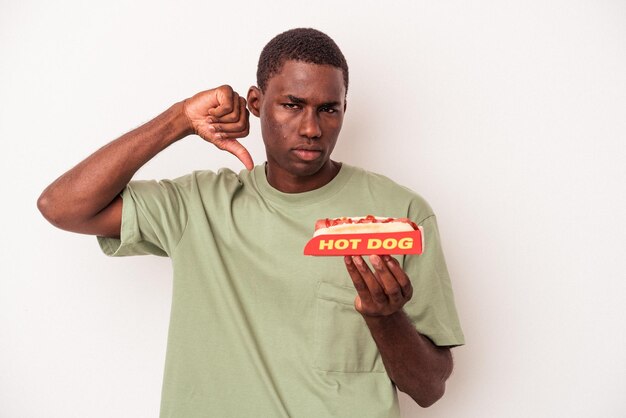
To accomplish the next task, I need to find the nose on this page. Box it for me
[298,109,322,139]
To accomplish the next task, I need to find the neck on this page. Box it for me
[266,160,342,193]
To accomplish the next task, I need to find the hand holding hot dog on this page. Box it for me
[183,85,253,170]
[344,255,413,317]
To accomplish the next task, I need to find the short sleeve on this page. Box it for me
[403,214,465,347]
[97,177,190,258]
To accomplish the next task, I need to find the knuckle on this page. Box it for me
[237,120,248,131]
[219,84,233,93]
[372,292,387,303]
[220,114,235,123]
[353,282,367,292]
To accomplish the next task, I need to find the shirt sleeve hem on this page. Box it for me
[422,330,466,347]
[96,186,141,257]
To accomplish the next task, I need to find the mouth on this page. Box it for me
[292,147,323,161]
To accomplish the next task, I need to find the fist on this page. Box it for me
[183,85,253,170]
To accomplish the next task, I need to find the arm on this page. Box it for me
[344,255,453,408]
[37,85,251,237]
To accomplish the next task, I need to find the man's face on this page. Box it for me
[248,60,346,182]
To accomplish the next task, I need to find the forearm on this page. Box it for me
[363,310,452,407]
[38,101,192,226]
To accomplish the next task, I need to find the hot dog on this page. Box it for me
[304,215,423,255]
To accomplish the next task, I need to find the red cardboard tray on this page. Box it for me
[304,227,424,256]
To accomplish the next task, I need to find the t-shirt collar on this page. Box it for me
[252,162,353,206]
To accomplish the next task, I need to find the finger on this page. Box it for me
[210,121,248,134]
[209,86,236,118]
[211,120,250,141]
[351,256,387,305]
[215,138,254,170]
[382,255,413,300]
[215,92,241,123]
[240,96,248,124]
[344,256,374,310]
[210,98,249,133]
[369,255,404,304]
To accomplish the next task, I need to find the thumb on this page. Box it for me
[354,296,363,313]
[219,139,254,170]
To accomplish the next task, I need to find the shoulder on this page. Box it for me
[346,165,414,193]
[345,164,435,222]
[188,167,243,185]
[162,167,246,191]
[126,167,246,200]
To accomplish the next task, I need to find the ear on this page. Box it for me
[247,86,262,118]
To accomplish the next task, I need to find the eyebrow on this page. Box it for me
[286,95,306,104]
[285,95,341,108]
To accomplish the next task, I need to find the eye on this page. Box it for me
[320,106,338,114]
[282,103,300,110]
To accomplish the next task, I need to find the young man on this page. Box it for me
[38,28,464,417]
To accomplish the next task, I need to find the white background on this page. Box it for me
[2,0,625,417]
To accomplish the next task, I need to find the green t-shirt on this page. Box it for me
[98,163,464,418]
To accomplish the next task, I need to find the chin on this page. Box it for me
[290,160,328,177]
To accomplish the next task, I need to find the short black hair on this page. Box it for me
[256,28,349,95]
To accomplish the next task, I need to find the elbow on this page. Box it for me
[37,192,65,228]
[37,192,54,222]
[400,380,446,408]
[416,382,446,408]
[399,349,453,408]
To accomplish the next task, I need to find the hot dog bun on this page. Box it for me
[313,215,418,237]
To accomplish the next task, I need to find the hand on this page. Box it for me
[344,255,413,317]
[183,85,253,170]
